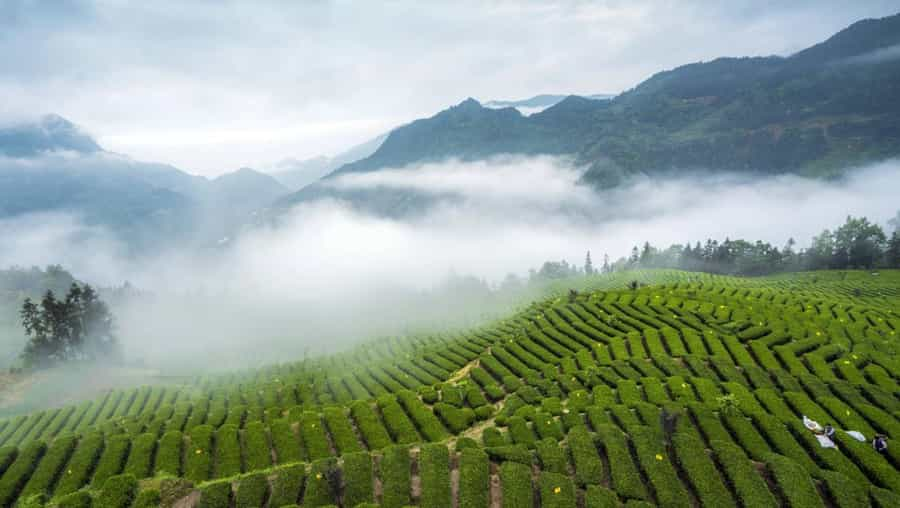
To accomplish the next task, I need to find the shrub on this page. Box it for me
[300,411,333,460]
[241,421,272,472]
[20,434,76,498]
[567,427,602,487]
[0,440,46,505]
[375,395,420,444]
[419,444,451,508]
[270,418,302,464]
[233,471,268,508]
[722,414,771,461]
[485,444,533,465]
[539,471,576,508]
[122,432,156,479]
[455,437,478,452]
[419,385,439,404]
[536,438,568,474]
[197,478,232,508]
[465,387,489,408]
[871,486,900,508]
[499,461,533,508]
[533,412,563,441]
[482,427,507,447]
[268,463,305,507]
[95,474,137,508]
[709,440,776,507]
[0,446,17,474]
[507,416,536,447]
[820,470,867,508]
[484,384,505,402]
[303,457,340,506]
[350,401,392,450]
[502,375,523,392]
[474,405,494,421]
[185,424,214,483]
[434,403,476,434]
[396,391,448,442]
[379,445,411,508]
[342,452,374,506]
[214,424,242,477]
[53,433,104,496]
[671,434,735,508]
[765,453,823,508]
[595,425,648,501]
[458,448,489,508]
[440,385,464,407]
[154,430,183,476]
[630,427,690,508]
[90,434,130,487]
[585,485,618,508]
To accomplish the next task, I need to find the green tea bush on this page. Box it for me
[418,444,451,508]
[95,474,137,508]
[499,461,533,508]
[379,445,411,508]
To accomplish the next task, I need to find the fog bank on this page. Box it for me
[2,156,898,372]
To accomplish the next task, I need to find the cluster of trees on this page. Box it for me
[530,213,900,280]
[19,283,119,368]
[617,215,899,276]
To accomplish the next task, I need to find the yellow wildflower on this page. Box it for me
[196,449,203,455]
[316,473,322,480]
[553,487,561,494]
[655,454,664,461]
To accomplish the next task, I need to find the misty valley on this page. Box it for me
[1,4,900,508]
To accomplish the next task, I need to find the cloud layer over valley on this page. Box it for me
[2,157,899,372]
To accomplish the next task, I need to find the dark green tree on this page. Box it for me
[886,231,900,268]
[832,216,886,268]
[19,283,119,368]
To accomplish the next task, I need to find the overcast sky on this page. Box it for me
[1,1,897,176]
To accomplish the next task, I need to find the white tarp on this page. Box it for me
[803,415,823,432]
[816,434,837,448]
[846,430,866,442]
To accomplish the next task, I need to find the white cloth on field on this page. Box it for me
[803,415,822,432]
[846,430,866,442]
[816,434,837,448]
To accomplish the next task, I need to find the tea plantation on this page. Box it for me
[0,269,898,507]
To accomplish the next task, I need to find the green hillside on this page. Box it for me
[0,270,898,507]
[279,12,900,215]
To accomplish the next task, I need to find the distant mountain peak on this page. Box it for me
[0,114,101,157]
[455,97,483,111]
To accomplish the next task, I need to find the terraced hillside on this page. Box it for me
[0,270,898,507]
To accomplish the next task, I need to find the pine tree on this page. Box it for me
[584,251,594,276]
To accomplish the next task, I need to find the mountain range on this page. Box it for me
[0,115,287,251]
[3,12,900,246]
[276,12,900,216]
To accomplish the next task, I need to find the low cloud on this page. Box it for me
[2,156,899,372]
[842,43,900,65]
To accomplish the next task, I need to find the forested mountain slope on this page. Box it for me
[278,12,900,215]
